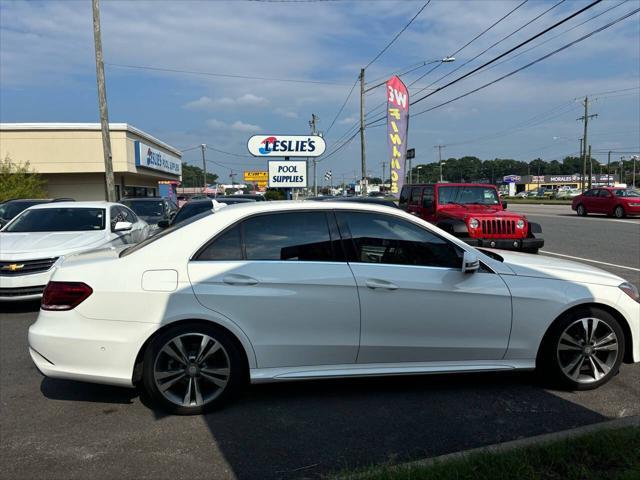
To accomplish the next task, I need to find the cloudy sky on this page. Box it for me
[1,0,639,182]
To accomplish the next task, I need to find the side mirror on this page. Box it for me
[157,219,170,229]
[501,200,508,209]
[113,221,133,232]
[461,251,480,274]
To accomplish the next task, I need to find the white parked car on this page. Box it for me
[0,202,149,301]
[28,202,639,414]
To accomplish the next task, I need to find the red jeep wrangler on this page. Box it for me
[399,183,544,253]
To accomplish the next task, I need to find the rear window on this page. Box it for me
[121,200,165,217]
[5,208,105,232]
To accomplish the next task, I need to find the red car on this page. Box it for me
[399,183,544,253]
[571,187,640,218]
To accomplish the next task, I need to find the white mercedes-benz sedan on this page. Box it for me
[27,201,639,414]
[1,202,149,301]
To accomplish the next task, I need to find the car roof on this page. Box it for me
[26,201,117,210]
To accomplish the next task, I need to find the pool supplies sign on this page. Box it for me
[134,141,182,176]
[247,135,326,157]
[268,161,307,188]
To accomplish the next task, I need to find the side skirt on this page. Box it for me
[250,360,536,384]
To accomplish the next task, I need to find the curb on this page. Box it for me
[342,416,640,479]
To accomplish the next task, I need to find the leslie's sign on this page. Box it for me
[134,141,181,176]
[247,135,326,157]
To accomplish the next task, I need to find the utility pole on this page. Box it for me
[435,145,445,182]
[607,151,612,186]
[200,144,207,193]
[588,145,592,188]
[359,68,367,196]
[92,0,116,202]
[309,114,318,196]
[577,97,597,192]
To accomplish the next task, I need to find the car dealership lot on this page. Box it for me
[1,203,639,479]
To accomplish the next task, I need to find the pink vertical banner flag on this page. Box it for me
[386,75,409,196]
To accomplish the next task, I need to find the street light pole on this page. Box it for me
[200,144,207,193]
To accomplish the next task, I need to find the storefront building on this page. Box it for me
[0,123,182,200]
[502,173,621,194]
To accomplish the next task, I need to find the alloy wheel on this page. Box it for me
[153,333,231,407]
[577,205,586,216]
[614,206,624,218]
[556,317,619,384]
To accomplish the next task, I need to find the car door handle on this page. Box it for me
[222,274,258,286]
[365,279,398,290]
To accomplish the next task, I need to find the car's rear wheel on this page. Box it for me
[142,323,246,414]
[613,205,625,218]
[576,204,587,216]
[538,307,624,390]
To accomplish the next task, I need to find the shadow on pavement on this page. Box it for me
[40,378,138,405]
[199,371,607,479]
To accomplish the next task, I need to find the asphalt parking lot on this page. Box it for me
[1,204,639,480]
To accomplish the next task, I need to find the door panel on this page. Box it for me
[188,261,360,368]
[352,264,512,363]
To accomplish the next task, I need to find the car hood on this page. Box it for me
[0,231,109,261]
[495,250,624,287]
[439,206,521,219]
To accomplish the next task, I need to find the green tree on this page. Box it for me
[181,162,218,187]
[0,156,46,202]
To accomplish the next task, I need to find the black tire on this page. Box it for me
[576,204,587,216]
[522,248,539,254]
[142,322,247,415]
[613,205,625,218]
[537,307,625,391]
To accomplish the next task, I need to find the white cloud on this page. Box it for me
[274,108,298,119]
[184,94,268,110]
[207,119,261,133]
[338,116,356,125]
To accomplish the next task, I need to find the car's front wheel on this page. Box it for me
[142,323,246,414]
[538,307,624,390]
[613,205,625,218]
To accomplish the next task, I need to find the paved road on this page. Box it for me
[510,204,640,288]
[1,206,639,479]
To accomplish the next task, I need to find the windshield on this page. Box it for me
[122,200,165,218]
[0,201,45,220]
[172,203,213,225]
[614,189,640,197]
[438,186,500,205]
[120,210,210,257]
[5,208,106,232]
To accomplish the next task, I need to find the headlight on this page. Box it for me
[516,219,525,229]
[619,282,640,303]
[469,218,479,229]
[629,203,640,207]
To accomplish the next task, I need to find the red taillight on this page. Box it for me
[41,282,93,311]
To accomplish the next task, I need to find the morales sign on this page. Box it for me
[247,135,326,157]
[268,160,307,188]
[386,75,409,196]
[134,141,182,176]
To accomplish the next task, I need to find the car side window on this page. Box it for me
[398,187,409,209]
[110,206,125,230]
[337,211,461,269]
[197,225,243,261]
[422,186,434,209]
[583,189,597,197]
[120,206,137,223]
[598,190,610,198]
[243,212,334,261]
[409,187,422,206]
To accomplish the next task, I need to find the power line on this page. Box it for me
[412,0,566,97]
[409,7,639,120]
[106,63,351,86]
[363,1,431,70]
[408,0,529,88]
[325,75,359,136]
[480,0,629,75]
[410,0,604,108]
